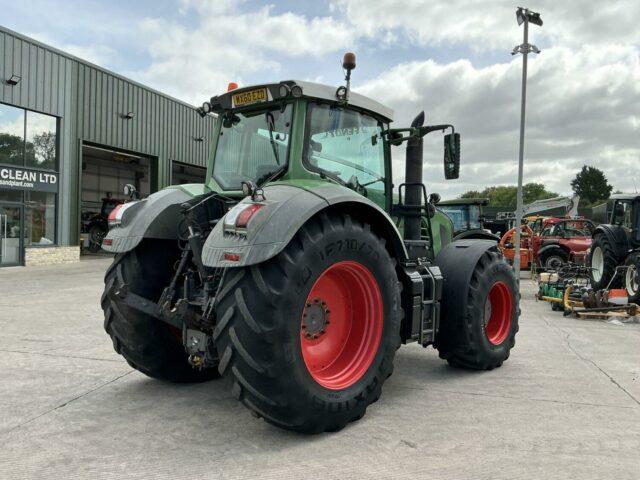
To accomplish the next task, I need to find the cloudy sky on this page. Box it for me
[1,0,639,198]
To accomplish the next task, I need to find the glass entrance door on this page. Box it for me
[0,205,23,266]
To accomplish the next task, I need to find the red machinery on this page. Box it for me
[500,217,595,270]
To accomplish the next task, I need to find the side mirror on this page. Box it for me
[123,184,139,200]
[444,133,460,180]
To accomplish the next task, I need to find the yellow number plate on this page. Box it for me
[232,88,268,107]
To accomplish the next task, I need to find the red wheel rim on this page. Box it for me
[300,261,383,390]
[484,281,513,345]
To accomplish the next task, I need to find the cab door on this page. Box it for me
[303,102,389,210]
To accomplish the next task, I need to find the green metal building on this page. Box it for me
[0,25,215,267]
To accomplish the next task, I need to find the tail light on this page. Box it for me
[236,204,262,228]
[224,203,263,231]
[108,202,136,227]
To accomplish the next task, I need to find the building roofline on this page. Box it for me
[0,23,199,110]
[439,198,490,206]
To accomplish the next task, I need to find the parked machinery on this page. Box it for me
[81,193,122,252]
[588,194,640,302]
[99,53,519,433]
[501,218,594,270]
[437,198,500,241]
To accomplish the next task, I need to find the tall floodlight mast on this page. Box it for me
[511,7,542,283]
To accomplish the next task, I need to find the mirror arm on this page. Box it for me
[416,124,455,137]
[383,124,455,145]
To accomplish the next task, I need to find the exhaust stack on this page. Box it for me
[404,111,425,242]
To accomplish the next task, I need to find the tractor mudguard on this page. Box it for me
[102,187,198,253]
[201,183,408,268]
[453,229,499,242]
[434,239,500,324]
[593,224,629,260]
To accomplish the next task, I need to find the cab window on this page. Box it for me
[213,105,292,190]
[530,219,543,234]
[612,200,633,231]
[304,103,386,202]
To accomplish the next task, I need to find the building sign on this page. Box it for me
[0,166,59,193]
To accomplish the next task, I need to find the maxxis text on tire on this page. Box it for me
[102,240,220,383]
[436,249,519,370]
[213,212,402,433]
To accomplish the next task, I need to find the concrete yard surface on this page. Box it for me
[1,259,639,479]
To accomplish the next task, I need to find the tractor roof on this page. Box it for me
[208,80,394,122]
[608,193,640,202]
[439,198,490,206]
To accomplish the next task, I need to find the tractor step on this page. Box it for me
[400,264,443,346]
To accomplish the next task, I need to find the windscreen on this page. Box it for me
[213,105,292,190]
[439,205,482,232]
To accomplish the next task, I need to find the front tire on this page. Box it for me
[542,250,568,270]
[102,241,220,382]
[624,253,640,303]
[213,212,402,433]
[436,250,519,370]
[589,234,620,290]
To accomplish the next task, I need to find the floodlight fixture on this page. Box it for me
[516,7,543,27]
[6,74,21,86]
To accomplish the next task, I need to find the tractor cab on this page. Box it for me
[608,194,640,243]
[436,198,499,241]
[201,80,394,207]
[199,71,460,258]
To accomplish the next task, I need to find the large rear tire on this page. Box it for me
[102,240,220,382]
[213,212,402,433]
[436,250,519,370]
[589,234,620,290]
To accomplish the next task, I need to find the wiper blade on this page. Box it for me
[265,112,280,165]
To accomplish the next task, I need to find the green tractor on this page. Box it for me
[589,194,640,301]
[101,54,519,433]
[437,198,500,241]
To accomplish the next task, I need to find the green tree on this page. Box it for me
[570,165,613,205]
[0,133,24,166]
[30,131,56,169]
[460,190,482,199]
[459,183,557,206]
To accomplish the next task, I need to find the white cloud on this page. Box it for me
[358,44,640,197]
[131,0,356,103]
[0,111,24,138]
[27,32,120,68]
[330,0,640,51]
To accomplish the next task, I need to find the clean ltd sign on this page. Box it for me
[0,165,59,193]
